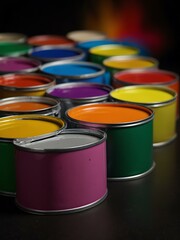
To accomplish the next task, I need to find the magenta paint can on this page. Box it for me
[14,128,107,214]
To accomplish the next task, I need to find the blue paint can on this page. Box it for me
[40,61,106,84]
[28,46,86,63]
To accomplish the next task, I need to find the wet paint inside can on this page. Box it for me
[0,33,27,43]
[0,115,65,139]
[0,57,41,73]
[27,35,75,46]
[47,83,110,98]
[0,101,51,111]
[0,42,32,56]
[29,47,85,61]
[89,44,139,57]
[66,30,107,42]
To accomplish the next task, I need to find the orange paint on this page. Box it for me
[0,102,51,111]
[67,103,150,124]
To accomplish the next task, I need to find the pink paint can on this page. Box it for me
[14,129,107,214]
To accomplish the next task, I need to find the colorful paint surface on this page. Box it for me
[66,30,106,42]
[42,62,103,76]
[0,74,54,88]
[27,35,75,46]
[48,84,109,98]
[0,33,26,43]
[0,102,51,111]
[0,42,32,56]
[67,103,150,124]
[0,115,65,139]
[0,57,40,72]
[110,87,174,104]
[104,58,155,69]
[90,44,139,57]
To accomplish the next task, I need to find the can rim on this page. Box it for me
[13,128,107,152]
[40,60,106,79]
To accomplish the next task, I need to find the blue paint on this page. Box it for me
[31,48,84,59]
[41,62,106,84]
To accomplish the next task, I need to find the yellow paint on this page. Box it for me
[90,44,139,57]
[110,86,174,103]
[104,58,155,69]
[0,115,64,139]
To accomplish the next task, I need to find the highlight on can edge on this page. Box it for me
[66,102,155,180]
[0,72,56,98]
[110,85,177,147]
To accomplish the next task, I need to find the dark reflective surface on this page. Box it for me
[0,122,180,240]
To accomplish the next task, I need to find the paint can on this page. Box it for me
[66,30,107,42]
[0,72,56,98]
[66,102,154,180]
[40,61,106,84]
[0,96,61,117]
[0,42,32,57]
[89,44,140,65]
[27,34,75,47]
[112,68,180,118]
[0,33,27,43]
[0,56,41,74]
[14,128,107,214]
[45,82,113,117]
[28,46,86,63]
[0,114,66,196]
[103,55,159,85]
[110,85,177,146]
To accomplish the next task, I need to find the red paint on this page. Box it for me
[0,74,55,88]
[27,35,75,46]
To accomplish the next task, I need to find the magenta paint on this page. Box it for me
[46,82,113,118]
[0,57,41,73]
[14,129,107,214]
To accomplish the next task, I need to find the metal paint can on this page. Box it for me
[0,33,27,43]
[0,56,41,74]
[0,114,66,196]
[27,34,76,47]
[28,46,86,63]
[66,30,107,42]
[110,85,177,146]
[40,60,106,84]
[46,82,113,117]
[0,96,61,117]
[0,73,56,98]
[89,44,140,65]
[103,55,159,85]
[14,128,107,214]
[112,68,180,118]
[66,102,154,180]
[0,42,32,57]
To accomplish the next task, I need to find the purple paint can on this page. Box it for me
[0,56,41,74]
[46,82,113,117]
[14,128,107,214]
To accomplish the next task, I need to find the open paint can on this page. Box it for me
[0,42,32,57]
[0,56,41,74]
[66,102,154,180]
[45,82,112,117]
[28,46,86,62]
[0,33,27,43]
[103,55,159,85]
[0,72,56,98]
[89,44,139,65]
[14,128,107,214]
[110,85,177,146]
[0,96,61,117]
[40,61,106,84]
[112,68,180,118]
[0,114,66,196]
[27,34,76,47]
[66,30,107,42]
